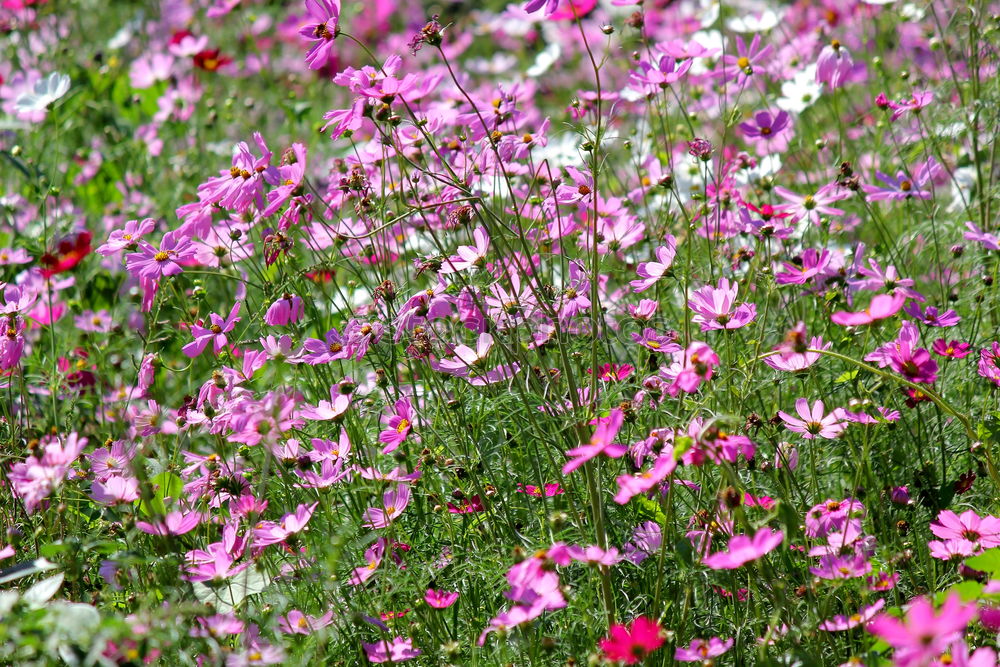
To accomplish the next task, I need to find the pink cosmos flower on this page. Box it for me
[91,475,139,505]
[773,185,848,227]
[613,453,678,505]
[831,293,906,326]
[778,399,848,439]
[867,593,977,666]
[363,485,411,529]
[8,432,87,514]
[675,637,734,662]
[661,341,720,396]
[424,589,459,609]
[439,227,490,274]
[806,499,866,539]
[278,609,334,635]
[136,510,202,537]
[599,616,665,665]
[631,328,681,354]
[886,90,934,122]
[562,409,627,475]
[720,34,773,84]
[125,231,196,280]
[362,637,421,663]
[819,599,885,632]
[298,387,350,421]
[928,538,979,561]
[300,0,341,69]
[932,339,972,359]
[964,221,1000,251]
[0,248,32,265]
[688,277,757,331]
[253,502,318,546]
[301,327,350,365]
[903,303,960,328]
[182,302,241,357]
[264,294,304,326]
[433,332,494,377]
[97,218,156,256]
[629,239,677,293]
[349,538,388,586]
[378,397,414,454]
[739,109,791,155]
[930,509,1000,548]
[197,133,278,213]
[816,40,854,89]
[979,342,1000,386]
[701,527,784,570]
[887,342,938,384]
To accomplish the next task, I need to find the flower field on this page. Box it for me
[1,0,1000,664]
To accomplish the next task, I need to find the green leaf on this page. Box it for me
[965,547,1000,576]
[138,472,184,517]
[834,369,859,383]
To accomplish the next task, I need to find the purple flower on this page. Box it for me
[816,40,854,89]
[182,302,242,358]
[125,230,196,280]
[688,277,757,331]
[739,110,791,155]
[299,0,341,70]
[701,527,783,569]
[903,303,960,327]
[264,294,304,326]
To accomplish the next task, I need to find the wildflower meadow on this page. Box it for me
[3,0,1000,664]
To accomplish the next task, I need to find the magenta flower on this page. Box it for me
[424,589,459,609]
[867,593,977,666]
[816,40,855,89]
[661,342,720,396]
[701,527,784,569]
[631,328,680,354]
[264,294,304,326]
[739,109,791,155]
[562,409,627,475]
[775,248,835,285]
[613,453,678,505]
[439,227,490,274]
[964,221,1000,251]
[253,502,318,546]
[886,90,934,121]
[688,278,757,331]
[362,637,421,663]
[8,432,87,514]
[675,637,734,662]
[349,538,388,586]
[182,301,241,358]
[778,399,848,439]
[136,510,202,537]
[433,332,494,377]
[930,509,1000,548]
[831,293,906,326]
[278,609,334,635]
[810,552,872,579]
[928,538,979,561]
[629,239,677,293]
[599,616,665,665]
[97,217,156,256]
[932,339,972,359]
[818,599,885,632]
[196,132,278,213]
[887,342,938,384]
[720,34,773,84]
[301,327,350,365]
[363,484,411,529]
[979,342,1000,386]
[125,231,195,280]
[90,475,139,506]
[378,397,415,454]
[903,303,960,327]
[300,0,341,69]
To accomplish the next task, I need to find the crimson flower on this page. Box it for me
[598,616,665,665]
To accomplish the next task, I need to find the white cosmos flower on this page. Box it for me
[14,72,70,114]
